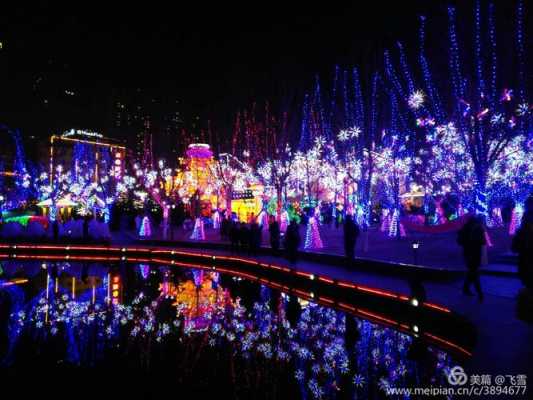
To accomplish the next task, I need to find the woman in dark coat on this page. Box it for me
[512,211,533,290]
[457,215,486,301]
[284,220,301,264]
[343,214,360,262]
[268,216,280,253]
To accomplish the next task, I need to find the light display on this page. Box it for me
[190,217,205,240]
[212,209,221,229]
[408,90,425,110]
[139,216,152,237]
[210,151,256,217]
[380,1,531,226]
[0,2,530,245]
[304,216,323,250]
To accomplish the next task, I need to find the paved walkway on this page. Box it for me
[135,224,518,275]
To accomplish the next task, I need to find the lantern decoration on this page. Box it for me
[110,274,121,305]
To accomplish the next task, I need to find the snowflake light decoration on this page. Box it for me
[337,129,350,142]
[408,90,425,110]
[349,126,361,138]
[314,136,326,147]
[516,103,530,117]
[490,113,504,125]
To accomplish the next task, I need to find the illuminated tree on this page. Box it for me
[384,1,532,217]
[209,153,253,216]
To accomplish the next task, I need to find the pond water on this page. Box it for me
[0,260,457,399]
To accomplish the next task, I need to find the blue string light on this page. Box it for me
[447,6,465,100]
[342,69,351,128]
[397,42,416,96]
[487,2,498,109]
[299,93,310,150]
[352,68,365,131]
[384,50,406,102]
[515,0,526,103]
[474,1,486,103]
[418,15,444,123]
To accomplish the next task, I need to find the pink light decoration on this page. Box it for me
[459,99,471,116]
[487,207,503,228]
[139,216,152,237]
[501,88,513,102]
[388,209,398,237]
[280,210,288,233]
[139,264,150,279]
[399,222,406,238]
[509,204,524,235]
[484,231,493,248]
[388,209,406,238]
[212,210,221,229]
[476,108,489,120]
[190,218,205,240]
[186,143,213,159]
[380,209,391,232]
[304,216,323,250]
[416,117,436,127]
[192,269,204,287]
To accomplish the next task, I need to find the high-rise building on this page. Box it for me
[109,89,184,166]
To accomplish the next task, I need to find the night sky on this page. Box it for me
[0,0,521,139]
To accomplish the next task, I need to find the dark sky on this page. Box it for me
[0,0,520,137]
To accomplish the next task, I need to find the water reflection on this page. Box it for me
[0,261,456,399]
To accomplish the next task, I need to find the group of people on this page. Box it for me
[457,195,533,301]
[224,218,263,256]
[0,213,110,242]
[217,211,363,265]
[219,214,303,263]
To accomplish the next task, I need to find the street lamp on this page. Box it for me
[412,241,421,265]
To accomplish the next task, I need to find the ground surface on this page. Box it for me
[143,223,517,273]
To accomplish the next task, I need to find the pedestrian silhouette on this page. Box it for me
[512,209,533,290]
[249,221,261,256]
[343,214,360,263]
[268,216,280,253]
[229,221,240,253]
[284,220,301,264]
[457,215,486,301]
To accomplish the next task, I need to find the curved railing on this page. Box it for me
[0,243,476,358]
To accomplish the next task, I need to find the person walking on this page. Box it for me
[229,221,240,253]
[238,222,249,253]
[220,215,229,240]
[343,214,360,263]
[52,219,59,242]
[83,216,90,241]
[268,216,281,253]
[249,221,261,256]
[512,210,533,290]
[457,215,486,301]
[284,220,301,264]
